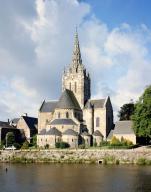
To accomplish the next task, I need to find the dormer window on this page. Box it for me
[66,112,69,118]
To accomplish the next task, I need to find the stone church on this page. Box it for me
[37,30,114,148]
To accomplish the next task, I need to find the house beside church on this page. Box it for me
[37,30,114,148]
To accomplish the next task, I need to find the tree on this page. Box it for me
[21,141,29,149]
[118,103,134,120]
[6,132,15,147]
[132,85,151,139]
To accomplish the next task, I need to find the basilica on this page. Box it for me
[37,30,114,148]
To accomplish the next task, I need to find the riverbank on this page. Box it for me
[0,147,151,165]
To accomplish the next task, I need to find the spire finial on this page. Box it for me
[72,26,82,65]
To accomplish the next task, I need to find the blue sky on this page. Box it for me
[83,0,151,28]
[0,0,151,121]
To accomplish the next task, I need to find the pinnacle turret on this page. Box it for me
[72,28,82,65]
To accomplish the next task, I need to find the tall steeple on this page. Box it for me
[72,28,82,66]
[62,28,91,109]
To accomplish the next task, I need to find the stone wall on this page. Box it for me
[0,148,150,164]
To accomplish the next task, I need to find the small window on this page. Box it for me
[96,117,100,127]
[72,139,73,142]
[66,112,69,118]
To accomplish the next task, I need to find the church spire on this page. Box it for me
[72,27,82,65]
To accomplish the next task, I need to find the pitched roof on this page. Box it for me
[0,121,12,128]
[63,129,78,136]
[39,101,58,112]
[93,130,103,137]
[56,89,81,110]
[39,129,47,135]
[50,118,77,125]
[47,127,62,136]
[114,121,135,135]
[85,99,106,109]
[22,116,38,130]
[81,131,91,136]
[11,118,19,124]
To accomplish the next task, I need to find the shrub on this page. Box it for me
[110,136,121,146]
[55,142,70,149]
[78,144,85,149]
[14,143,21,149]
[21,141,29,149]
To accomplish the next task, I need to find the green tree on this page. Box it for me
[118,103,134,120]
[6,132,15,147]
[132,85,151,139]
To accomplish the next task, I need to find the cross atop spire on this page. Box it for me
[72,27,82,65]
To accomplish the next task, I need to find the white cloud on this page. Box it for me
[0,0,151,122]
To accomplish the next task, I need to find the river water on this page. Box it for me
[0,164,151,192]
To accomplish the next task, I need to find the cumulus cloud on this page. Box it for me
[0,0,151,121]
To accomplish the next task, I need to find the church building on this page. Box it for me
[37,30,114,148]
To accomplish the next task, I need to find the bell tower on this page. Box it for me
[62,29,91,109]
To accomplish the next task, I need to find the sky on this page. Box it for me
[0,0,151,121]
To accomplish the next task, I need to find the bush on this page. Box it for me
[100,141,109,147]
[14,143,21,149]
[78,144,85,149]
[110,136,121,146]
[55,142,70,149]
[21,141,29,149]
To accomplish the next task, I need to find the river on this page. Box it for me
[0,164,151,192]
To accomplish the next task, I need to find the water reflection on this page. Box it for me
[0,164,151,192]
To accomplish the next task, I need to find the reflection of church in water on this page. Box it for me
[37,30,114,148]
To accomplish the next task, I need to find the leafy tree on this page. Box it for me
[132,85,151,139]
[6,132,15,147]
[31,135,37,147]
[118,103,134,120]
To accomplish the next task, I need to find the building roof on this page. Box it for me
[11,118,20,124]
[85,99,106,109]
[114,121,135,135]
[50,118,77,125]
[22,116,38,130]
[63,129,78,136]
[0,121,12,128]
[47,127,62,136]
[56,89,81,110]
[81,131,91,136]
[39,129,47,135]
[39,100,58,112]
[93,130,103,137]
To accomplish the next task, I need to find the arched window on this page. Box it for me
[66,112,69,118]
[58,112,60,118]
[75,82,77,93]
[96,117,100,127]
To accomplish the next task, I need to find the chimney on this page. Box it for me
[23,113,28,117]
[8,119,10,123]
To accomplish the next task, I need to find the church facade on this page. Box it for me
[37,30,114,148]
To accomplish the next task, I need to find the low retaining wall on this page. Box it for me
[0,148,151,164]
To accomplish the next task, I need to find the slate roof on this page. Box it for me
[11,118,19,124]
[56,89,81,110]
[63,129,78,136]
[0,121,12,128]
[85,99,106,109]
[114,121,135,135]
[47,127,62,136]
[22,116,38,130]
[39,129,47,135]
[50,118,77,125]
[81,131,91,136]
[93,130,103,137]
[39,101,58,112]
